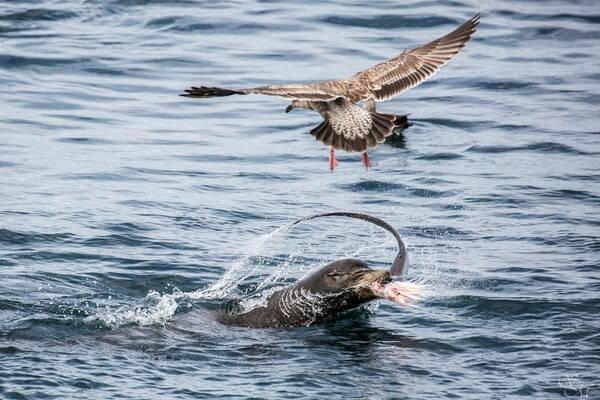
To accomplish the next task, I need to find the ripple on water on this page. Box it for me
[54,137,113,145]
[321,15,458,29]
[0,160,18,168]
[0,229,74,246]
[145,16,216,31]
[466,142,592,155]
[0,9,78,22]
[414,152,464,161]
[0,55,84,69]
[416,117,489,130]
[338,180,453,198]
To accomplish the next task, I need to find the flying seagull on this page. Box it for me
[181,13,480,171]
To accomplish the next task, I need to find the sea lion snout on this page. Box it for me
[323,259,391,289]
[356,269,391,286]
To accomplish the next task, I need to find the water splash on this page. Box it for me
[84,290,179,328]
[81,216,472,328]
[82,225,298,328]
[187,223,291,300]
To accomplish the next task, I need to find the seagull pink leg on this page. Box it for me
[329,148,339,172]
[362,151,371,170]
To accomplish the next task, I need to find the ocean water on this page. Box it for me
[1,0,599,398]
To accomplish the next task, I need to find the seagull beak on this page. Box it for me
[285,104,294,113]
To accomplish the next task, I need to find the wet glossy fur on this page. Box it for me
[219,259,391,328]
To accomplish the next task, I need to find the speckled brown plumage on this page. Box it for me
[181,14,480,168]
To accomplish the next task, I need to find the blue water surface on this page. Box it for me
[1,0,599,398]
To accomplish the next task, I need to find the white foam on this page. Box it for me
[84,290,179,328]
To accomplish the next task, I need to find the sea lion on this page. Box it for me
[219,212,419,328]
[219,258,419,328]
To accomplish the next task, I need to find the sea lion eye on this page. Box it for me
[326,272,344,279]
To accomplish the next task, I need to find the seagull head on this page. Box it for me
[286,100,312,113]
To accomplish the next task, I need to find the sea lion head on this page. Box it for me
[301,258,392,304]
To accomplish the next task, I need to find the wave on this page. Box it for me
[466,142,592,155]
[321,15,458,29]
[0,9,78,22]
[338,180,452,198]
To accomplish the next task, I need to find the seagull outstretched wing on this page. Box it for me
[347,13,480,101]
